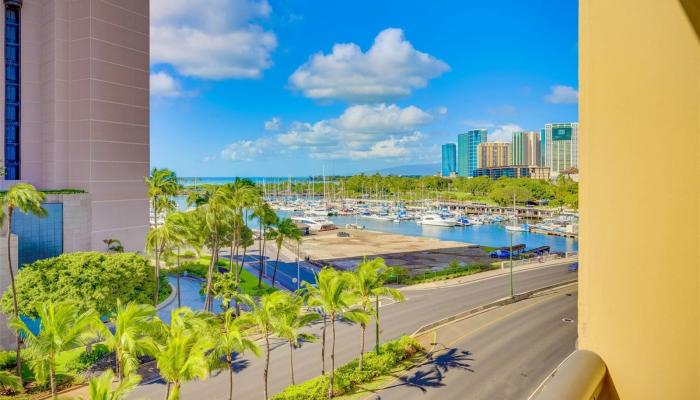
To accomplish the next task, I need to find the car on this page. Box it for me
[568,262,579,272]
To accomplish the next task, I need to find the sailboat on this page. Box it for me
[505,193,529,232]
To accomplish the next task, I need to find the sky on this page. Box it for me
[150,0,579,177]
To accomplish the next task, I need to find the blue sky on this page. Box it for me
[150,0,578,177]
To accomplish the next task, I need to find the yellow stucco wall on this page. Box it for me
[578,1,699,399]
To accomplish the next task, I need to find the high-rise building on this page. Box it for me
[441,143,456,177]
[512,131,541,166]
[0,0,150,253]
[0,0,150,348]
[457,129,487,177]
[544,123,579,176]
[477,142,511,168]
[540,128,547,166]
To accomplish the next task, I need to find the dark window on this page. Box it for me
[5,4,20,180]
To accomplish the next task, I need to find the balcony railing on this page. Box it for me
[529,350,609,400]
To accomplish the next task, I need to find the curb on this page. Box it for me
[156,281,178,311]
[412,279,578,336]
[403,257,578,291]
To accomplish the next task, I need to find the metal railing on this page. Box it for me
[529,350,608,400]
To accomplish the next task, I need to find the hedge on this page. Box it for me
[1,252,165,318]
[272,336,422,400]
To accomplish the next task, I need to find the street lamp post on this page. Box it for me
[509,230,514,298]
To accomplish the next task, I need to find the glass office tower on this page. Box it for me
[441,143,457,176]
[544,123,579,176]
[457,129,488,177]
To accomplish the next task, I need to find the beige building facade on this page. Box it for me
[1,0,150,252]
[477,142,511,168]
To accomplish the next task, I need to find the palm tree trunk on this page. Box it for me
[152,198,160,306]
[257,224,264,288]
[229,242,235,275]
[375,294,380,354]
[6,210,22,385]
[204,240,218,312]
[264,329,270,400]
[321,314,326,375]
[50,360,57,399]
[359,324,366,370]
[328,313,336,398]
[176,248,181,308]
[271,245,281,287]
[115,348,121,381]
[228,355,234,400]
[288,341,296,385]
[168,382,180,400]
[165,382,171,400]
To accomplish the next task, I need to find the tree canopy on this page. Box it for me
[1,252,159,318]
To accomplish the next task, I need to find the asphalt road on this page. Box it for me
[370,287,578,400]
[129,262,577,400]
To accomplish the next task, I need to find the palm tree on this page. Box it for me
[210,309,261,400]
[84,369,140,400]
[10,301,101,399]
[155,307,215,400]
[152,211,194,308]
[0,182,46,382]
[188,186,236,312]
[99,301,160,381]
[270,218,302,287]
[347,258,405,369]
[0,370,21,393]
[250,202,278,288]
[235,292,287,400]
[144,168,180,305]
[274,293,319,385]
[303,268,364,397]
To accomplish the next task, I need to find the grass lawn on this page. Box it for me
[169,256,276,297]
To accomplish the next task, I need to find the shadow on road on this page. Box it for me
[375,347,475,397]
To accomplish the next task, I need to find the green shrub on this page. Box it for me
[1,252,158,318]
[182,250,197,259]
[0,350,15,369]
[64,344,109,374]
[272,336,422,399]
[271,375,329,400]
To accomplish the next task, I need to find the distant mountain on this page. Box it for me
[360,163,441,176]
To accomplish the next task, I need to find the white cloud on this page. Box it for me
[264,117,281,131]
[289,28,449,102]
[151,0,277,79]
[488,123,523,142]
[150,71,182,97]
[545,85,579,104]
[276,103,432,160]
[220,138,270,161]
[435,106,448,116]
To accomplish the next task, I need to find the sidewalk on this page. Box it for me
[402,255,578,291]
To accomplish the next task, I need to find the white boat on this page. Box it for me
[504,193,529,232]
[416,214,457,227]
[505,224,529,232]
[291,216,337,231]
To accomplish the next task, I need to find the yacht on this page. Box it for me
[416,213,457,227]
[291,216,337,232]
[456,216,472,227]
